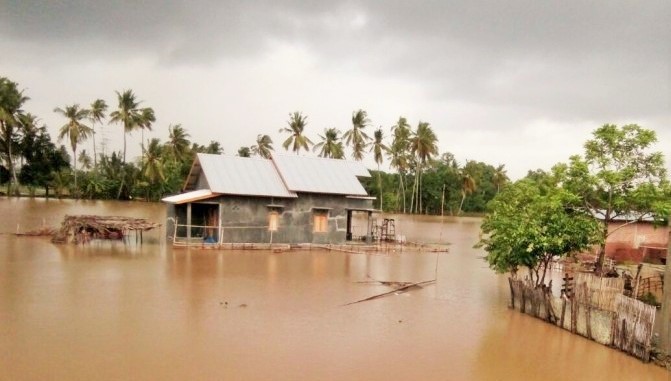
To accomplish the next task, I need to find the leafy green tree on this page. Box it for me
[343,109,372,161]
[88,99,107,166]
[0,77,29,194]
[251,134,273,158]
[51,168,73,198]
[54,104,93,193]
[478,179,602,286]
[560,124,671,273]
[280,111,312,154]
[313,128,344,159]
[19,126,70,197]
[78,150,93,171]
[139,138,166,200]
[409,121,438,213]
[493,164,508,193]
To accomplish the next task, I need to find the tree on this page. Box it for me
[409,121,438,213]
[343,109,371,161]
[139,107,156,155]
[280,111,312,154]
[477,179,602,286]
[109,89,154,163]
[165,124,191,163]
[313,128,344,159]
[54,104,93,193]
[88,99,107,166]
[19,126,70,197]
[459,168,476,215]
[0,77,29,195]
[388,117,412,212]
[78,150,93,171]
[237,146,251,157]
[251,134,273,158]
[493,164,508,193]
[370,127,389,210]
[561,124,670,273]
[204,140,223,154]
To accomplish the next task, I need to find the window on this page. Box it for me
[268,211,279,231]
[313,211,328,233]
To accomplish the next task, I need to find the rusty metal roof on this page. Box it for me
[271,153,370,196]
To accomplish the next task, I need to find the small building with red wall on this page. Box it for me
[604,220,669,264]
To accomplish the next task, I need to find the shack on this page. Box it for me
[162,153,376,246]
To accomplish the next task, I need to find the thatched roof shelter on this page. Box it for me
[52,215,160,244]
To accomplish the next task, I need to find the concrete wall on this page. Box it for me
[167,193,372,244]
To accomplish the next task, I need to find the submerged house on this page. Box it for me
[162,153,376,246]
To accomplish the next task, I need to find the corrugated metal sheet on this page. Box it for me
[197,154,298,198]
[271,154,370,196]
[162,189,217,204]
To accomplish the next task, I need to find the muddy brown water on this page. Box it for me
[0,198,667,380]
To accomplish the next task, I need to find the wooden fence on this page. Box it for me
[612,294,657,362]
[574,272,624,312]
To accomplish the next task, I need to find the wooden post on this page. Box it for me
[659,227,671,355]
[508,278,515,309]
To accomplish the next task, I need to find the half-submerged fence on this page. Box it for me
[508,272,656,362]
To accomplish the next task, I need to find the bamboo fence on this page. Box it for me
[574,272,624,312]
[613,294,657,361]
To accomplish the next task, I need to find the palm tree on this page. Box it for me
[0,77,29,195]
[458,168,477,215]
[204,140,223,154]
[313,128,345,159]
[251,134,273,158]
[78,150,93,171]
[88,99,107,166]
[371,127,389,210]
[280,111,313,154]
[388,117,412,212]
[139,107,156,154]
[142,138,165,184]
[166,124,191,163]
[493,164,508,193]
[54,104,93,193]
[343,109,372,161]
[237,146,251,157]
[109,89,153,163]
[409,121,438,213]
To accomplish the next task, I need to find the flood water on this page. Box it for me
[0,198,667,380]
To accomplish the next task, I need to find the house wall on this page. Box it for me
[167,194,372,245]
[605,222,669,263]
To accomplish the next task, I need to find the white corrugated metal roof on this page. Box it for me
[197,154,298,198]
[162,189,218,204]
[271,154,370,196]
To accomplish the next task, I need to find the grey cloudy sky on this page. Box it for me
[2,1,669,179]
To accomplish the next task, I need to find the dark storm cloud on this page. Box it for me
[2,1,669,123]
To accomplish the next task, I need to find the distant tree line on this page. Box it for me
[0,76,508,213]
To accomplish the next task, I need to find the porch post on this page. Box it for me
[218,202,223,244]
[186,203,192,241]
[366,211,373,243]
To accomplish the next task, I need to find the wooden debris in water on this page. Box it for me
[51,215,160,244]
[343,279,436,306]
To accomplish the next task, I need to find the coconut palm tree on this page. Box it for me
[313,128,345,159]
[204,141,223,154]
[458,168,477,215]
[142,138,165,184]
[237,146,251,157]
[109,89,154,163]
[493,164,508,193]
[54,104,93,194]
[371,127,389,210]
[343,109,372,161]
[409,121,438,213]
[78,150,93,171]
[166,124,191,163]
[280,111,313,154]
[388,117,412,212]
[88,99,107,166]
[251,134,273,158]
[139,107,156,154]
[0,77,29,195]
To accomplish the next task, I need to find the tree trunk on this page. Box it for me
[595,222,609,274]
[92,122,97,167]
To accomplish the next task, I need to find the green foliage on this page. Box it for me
[477,179,602,286]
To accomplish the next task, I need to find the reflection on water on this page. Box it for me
[0,198,667,380]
